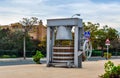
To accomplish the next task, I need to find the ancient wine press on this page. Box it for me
[46,18,92,68]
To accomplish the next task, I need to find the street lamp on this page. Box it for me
[71,14,80,18]
[71,14,81,32]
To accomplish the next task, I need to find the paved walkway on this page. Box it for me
[0,59,120,78]
[0,58,46,66]
[0,56,120,66]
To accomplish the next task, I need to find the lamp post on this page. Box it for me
[71,14,80,18]
[21,24,28,60]
[22,28,26,60]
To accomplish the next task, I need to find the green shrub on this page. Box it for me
[92,50,102,56]
[1,55,11,58]
[104,52,112,59]
[99,61,120,78]
[11,55,17,58]
[33,50,44,64]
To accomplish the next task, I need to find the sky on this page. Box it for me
[0,0,120,31]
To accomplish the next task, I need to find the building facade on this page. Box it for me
[0,20,46,41]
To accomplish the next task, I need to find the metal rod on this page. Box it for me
[23,36,26,60]
[107,45,109,60]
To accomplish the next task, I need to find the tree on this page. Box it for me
[83,22,100,49]
[96,26,119,50]
[83,22,119,51]
[0,28,37,55]
[20,17,38,59]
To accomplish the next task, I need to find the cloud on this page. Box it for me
[0,15,24,25]
[0,0,120,31]
[65,1,120,29]
[10,0,43,4]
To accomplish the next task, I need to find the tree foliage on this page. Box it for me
[83,22,119,50]
[20,17,38,33]
[0,28,38,56]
